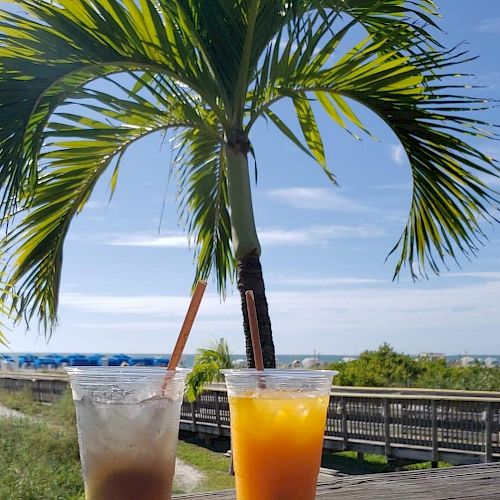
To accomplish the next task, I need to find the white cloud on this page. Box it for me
[107,233,189,248]
[444,272,500,280]
[83,200,108,210]
[270,276,387,286]
[390,144,406,165]
[477,18,500,33]
[68,232,189,248]
[57,278,500,354]
[71,223,384,250]
[60,292,238,317]
[61,281,500,324]
[267,187,368,212]
[71,320,235,333]
[258,224,385,245]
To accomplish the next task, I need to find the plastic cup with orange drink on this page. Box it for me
[222,368,337,500]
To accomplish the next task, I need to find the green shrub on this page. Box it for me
[330,344,500,391]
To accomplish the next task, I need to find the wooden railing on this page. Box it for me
[180,386,500,465]
[1,372,499,465]
[0,371,68,402]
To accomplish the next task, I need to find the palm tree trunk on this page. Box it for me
[237,254,276,368]
[225,132,276,368]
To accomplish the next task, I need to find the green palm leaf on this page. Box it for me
[0,0,221,218]
[0,267,15,346]
[185,338,234,401]
[2,74,216,329]
[248,31,499,278]
[173,127,234,296]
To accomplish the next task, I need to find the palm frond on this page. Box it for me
[317,42,499,277]
[2,74,215,331]
[193,338,233,368]
[249,31,499,278]
[0,0,222,219]
[185,338,233,401]
[0,268,14,347]
[173,126,234,296]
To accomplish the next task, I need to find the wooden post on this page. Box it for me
[431,399,439,464]
[33,379,42,402]
[341,397,349,451]
[50,380,56,402]
[484,402,492,463]
[191,402,197,433]
[214,391,222,435]
[384,398,391,458]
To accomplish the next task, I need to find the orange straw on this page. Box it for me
[165,280,207,379]
[245,290,265,371]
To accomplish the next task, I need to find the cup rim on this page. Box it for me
[220,368,338,377]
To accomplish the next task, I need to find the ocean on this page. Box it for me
[1,352,499,368]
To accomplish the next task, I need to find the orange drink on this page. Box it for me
[222,369,336,500]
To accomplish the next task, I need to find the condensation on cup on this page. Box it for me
[66,367,190,500]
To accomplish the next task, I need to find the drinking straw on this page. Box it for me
[244,290,265,371]
[166,280,207,374]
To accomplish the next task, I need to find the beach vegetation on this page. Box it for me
[186,338,234,401]
[329,344,500,391]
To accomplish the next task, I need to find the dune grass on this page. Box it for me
[0,390,83,500]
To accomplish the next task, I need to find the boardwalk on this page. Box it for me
[2,372,499,464]
[174,463,500,499]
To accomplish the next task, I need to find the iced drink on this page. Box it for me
[66,367,189,500]
[222,369,336,500]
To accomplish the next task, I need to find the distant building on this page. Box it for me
[342,356,357,363]
[302,357,321,369]
[484,357,498,368]
[418,352,445,360]
[233,359,247,368]
[458,356,476,367]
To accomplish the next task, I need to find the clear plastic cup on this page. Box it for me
[222,369,337,500]
[66,367,190,500]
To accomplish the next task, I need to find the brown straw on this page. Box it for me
[245,290,265,371]
[166,280,207,373]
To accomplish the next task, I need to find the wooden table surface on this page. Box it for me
[174,462,500,499]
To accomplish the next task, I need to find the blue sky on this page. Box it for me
[2,0,500,356]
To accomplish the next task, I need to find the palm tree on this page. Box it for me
[0,1,498,367]
[185,338,235,402]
